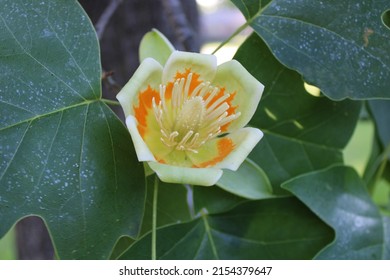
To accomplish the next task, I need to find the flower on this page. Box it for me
[117,30,264,186]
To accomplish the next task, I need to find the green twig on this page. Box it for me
[212,21,250,55]
[201,209,219,259]
[373,143,390,189]
[152,175,159,260]
[211,0,274,55]
[101,98,120,106]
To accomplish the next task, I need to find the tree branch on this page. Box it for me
[95,0,123,40]
[161,0,199,52]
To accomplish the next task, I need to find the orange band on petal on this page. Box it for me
[134,85,160,138]
[164,69,203,100]
[195,138,234,168]
[221,91,237,132]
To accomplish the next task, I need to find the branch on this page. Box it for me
[161,0,199,52]
[95,0,123,40]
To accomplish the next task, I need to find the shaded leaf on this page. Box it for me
[230,0,272,19]
[119,197,333,260]
[369,100,390,156]
[384,216,390,259]
[110,177,192,259]
[0,0,145,259]
[233,0,390,100]
[193,185,246,215]
[283,165,389,259]
[234,33,361,190]
[139,175,192,235]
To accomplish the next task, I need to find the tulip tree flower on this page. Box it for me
[117,30,264,186]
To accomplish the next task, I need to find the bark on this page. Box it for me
[16,217,54,260]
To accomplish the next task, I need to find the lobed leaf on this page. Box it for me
[0,0,145,259]
[233,0,390,100]
[234,33,361,190]
[119,197,333,260]
[283,165,390,259]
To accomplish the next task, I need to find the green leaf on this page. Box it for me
[282,165,390,259]
[234,0,390,100]
[119,197,333,260]
[364,101,390,192]
[139,175,192,236]
[193,185,246,215]
[230,0,272,19]
[234,33,361,190]
[139,29,175,65]
[110,177,193,259]
[0,0,145,259]
[384,216,390,259]
[216,159,273,199]
[369,100,390,155]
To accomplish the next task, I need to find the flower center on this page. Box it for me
[174,96,205,135]
[152,72,240,153]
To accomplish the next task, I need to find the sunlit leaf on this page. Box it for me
[283,165,390,259]
[234,33,361,190]
[216,159,273,199]
[233,0,390,100]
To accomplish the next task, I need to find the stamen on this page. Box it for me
[178,78,185,106]
[152,97,161,121]
[203,112,228,133]
[198,82,211,97]
[204,86,220,106]
[160,129,168,138]
[178,130,194,147]
[190,82,205,98]
[184,73,192,99]
[218,112,241,127]
[206,93,230,114]
[152,72,241,154]
[172,80,180,110]
[159,85,167,113]
[206,102,229,121]
[169,131,179,142]
[188,132,200,147]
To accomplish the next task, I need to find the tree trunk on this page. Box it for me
[16,217,54,259]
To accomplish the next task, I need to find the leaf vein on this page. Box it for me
[0,121,31,182]
[256,14,390,71]
[0,14,88,102]
[78,103,89,250]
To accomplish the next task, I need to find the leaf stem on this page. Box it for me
[201,209,219,259]
[152,175,159,260]
[212,21,250,55]
[101,98,121,106]
[373,142,390,190]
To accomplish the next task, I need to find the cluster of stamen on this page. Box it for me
[152,73,240,153]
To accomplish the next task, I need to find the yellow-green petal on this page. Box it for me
[215,127,263,171]
[212,60,264,131]
[117,58,163,117]
[125,115,156,162]
[139,29,175,65]
[162,51,217,84]
[148,162,223,186]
